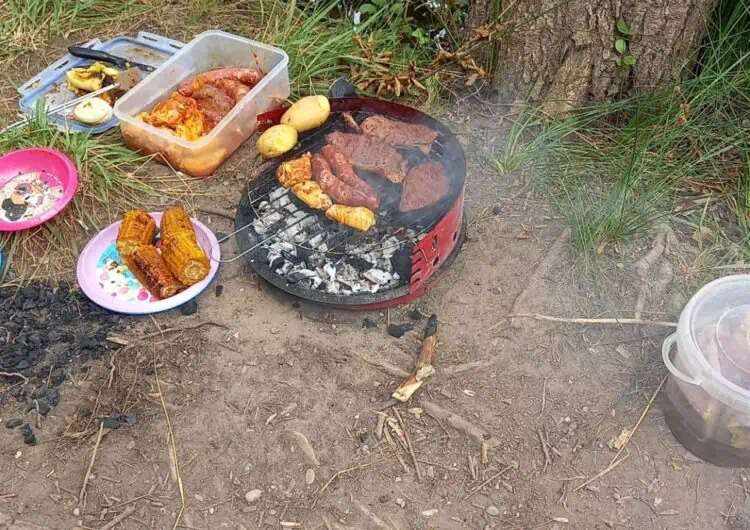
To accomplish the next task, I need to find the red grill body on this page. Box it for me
[237,98,466,309]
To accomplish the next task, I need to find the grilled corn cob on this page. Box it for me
[161,207,197,242]
[131,245,183,299]
[161,232,210,286]
[117,210,156,258]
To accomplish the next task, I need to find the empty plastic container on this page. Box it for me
[662,274,750,466]
[114,31,289,177]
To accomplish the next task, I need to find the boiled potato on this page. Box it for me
[256,124,298,158]
[73,97,113,125]
[281,95,330,133]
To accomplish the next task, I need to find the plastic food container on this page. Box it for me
[662,274,750,466]
[114,31,289,177]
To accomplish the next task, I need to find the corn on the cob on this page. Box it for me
[160,207,197,242]
[117,210,156,258]
[161,232,210,286]
[131,245,183,299]
[325,205,376,232]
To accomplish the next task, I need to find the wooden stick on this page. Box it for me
[312,455,393,509]
[98,505,136,530]
[393,407,422,482]
[572,455,630,492]
[196,206,236,219]
[393,314,438,402]
[0,371,28,382]
[463,464,515,500]
[78,421,105,509]
[489,313,677,331]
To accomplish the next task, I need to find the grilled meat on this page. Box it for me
[399,161,450,212]
[276,152,312,188]
[161,232,210,286]
[326,132,407,183]
[320,145,380,208]
[117,210,156,259]
[325,205,376,232]
[312,154,380,210]
[292,181,333,210]
[361,115,439,155]
[131,245,183,299]
[177,68,263,97]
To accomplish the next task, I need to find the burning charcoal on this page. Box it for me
[253,218,270,235]
[307,233,327,249]
[270,241,297,258]
[382,236,402,258]
[323,263,337,283]
[269,187,288,202]
[407,309,422,321]
[287,266,318,284]
[388,323,415,338]
[363,269,391,285]
[267,251,284,270]
[326,282,339,294]
[307,253,326,269]
[276,261,293,276]
[348,256,374,271]
[310,277,324,290]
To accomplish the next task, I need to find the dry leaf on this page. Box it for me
[465,73,479,86]
[608,428,632,451]
[291,431,320,466]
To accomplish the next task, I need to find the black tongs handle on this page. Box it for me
[67,47,155,72]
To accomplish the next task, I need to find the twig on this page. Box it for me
[98,505,136,530]
[393,408,422,482]
[153,346,186,530]
[196,206,236,219]
[312,455,393,508]
[421,400,499,448]
[537,376,548,421]
[463,464,515,500]
[78,421,105,510]
[538,428,551,473]
[490,313,677,331]
[573,455,630,493]
[0,371,28,382]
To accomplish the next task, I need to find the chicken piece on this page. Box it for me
[66,62,119,93]
[177,68,263,97]
[213,79,251,103]
[117,210,156,259]
[292,181,333,210]
[312,154,379,210]
[161,207,196,242]
[325,205,376,232]
[139,93,208,141]
[320,145,379,207]
[276,152,312,188]
[131,245,183,299]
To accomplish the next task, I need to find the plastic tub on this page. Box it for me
[662,274,750,466]
[114,31,289,177]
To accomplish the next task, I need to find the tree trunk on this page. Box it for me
[475,0,719,111]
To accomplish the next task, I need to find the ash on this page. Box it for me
[252,187,421,295]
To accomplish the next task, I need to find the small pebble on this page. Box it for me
[395,498,406,508]
[422,509,438,516]
[305,469,315,485]
[37,399,51,416]
[194,494,204,502]
[378,494,390,503]
[208,507,214,515]
[180,300,198,316]
[244,489,262,504]
[215,284,224,297]
[487,506,500,516]
[5,418,23,429]
[426,465,435,479]
[270,327,280,334]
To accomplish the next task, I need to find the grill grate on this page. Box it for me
[244,110,449,259]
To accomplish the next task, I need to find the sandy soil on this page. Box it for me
[1,41,747,530]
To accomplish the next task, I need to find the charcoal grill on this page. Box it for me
[232,97,466,309]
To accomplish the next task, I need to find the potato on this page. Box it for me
[256,124,298,158]
[281,95,331,133]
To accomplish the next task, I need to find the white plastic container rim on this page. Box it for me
[663,274,750,411]
[113,30,289,149]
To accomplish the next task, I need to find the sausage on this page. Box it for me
[213,79,251,103]
[192,84,234,127]
[320,145,380,208]
[177,68,263,96]
[312,154,380,210]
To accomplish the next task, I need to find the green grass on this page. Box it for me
[497,0,750,264]
[0,0,152,62]
[256,0,433,98]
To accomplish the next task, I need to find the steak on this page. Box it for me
[399,162,450,212]
[326,132,407,183]
[360,115,439,155]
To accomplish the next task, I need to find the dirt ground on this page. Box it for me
[1,35,748,530]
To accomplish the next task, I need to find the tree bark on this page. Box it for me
[477,0,719,111]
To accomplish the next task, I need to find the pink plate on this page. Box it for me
[76,212,220,315]
[0,148,78,232]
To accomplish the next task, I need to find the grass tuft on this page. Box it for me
[499,0,750,266]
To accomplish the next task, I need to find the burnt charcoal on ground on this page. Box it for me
[0,281,125,384]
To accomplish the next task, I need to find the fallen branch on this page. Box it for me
[78,421,105,510]
[99,505,136,530]
[421,400,499,449]
[312,455,394,509]
[349,351,408,379]
[393,314,438,402]
[490,313,677,331]
[393,407,422,482]
[0,371,28,383]
[573,375,666,492]
[196,206,236,220]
